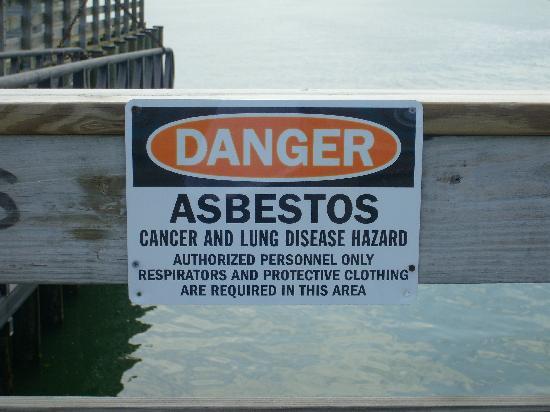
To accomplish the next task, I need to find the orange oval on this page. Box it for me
[147,114,400,181]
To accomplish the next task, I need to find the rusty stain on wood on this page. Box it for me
[78,175,125,217]
[71,228,107,241]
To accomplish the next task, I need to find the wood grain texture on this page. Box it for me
[1,396,550,411]
[0,134,548,284]
[1,90,550,136]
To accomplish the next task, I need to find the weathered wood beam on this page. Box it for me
[0,90,550,136]
[0,133,548,284]
[1,396,550,411]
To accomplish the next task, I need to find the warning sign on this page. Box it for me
[125,100,423,305]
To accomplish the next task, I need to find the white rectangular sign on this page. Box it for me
[126,100,423,304]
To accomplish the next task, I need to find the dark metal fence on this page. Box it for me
[0,46,173,88]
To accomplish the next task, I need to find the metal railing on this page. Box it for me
[0,46,174,88]
[0,47,85,76]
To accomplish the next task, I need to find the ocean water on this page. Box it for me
[146,0,550,89]
[13,0,550,397]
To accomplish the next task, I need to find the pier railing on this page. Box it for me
[0,90,549,410]
[0,47,85,76]
[0,0,147,51]
[0,46,173,88]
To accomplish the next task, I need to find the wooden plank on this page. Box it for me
[0,134,548,284]
[1,396,550,411]
[1,91,550,136]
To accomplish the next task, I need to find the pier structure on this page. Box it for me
[0,0,174,87]
[1,0,149,53]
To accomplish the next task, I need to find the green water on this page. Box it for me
[13,284,550,396]
[148,0,550,89]
[13,286,151,396]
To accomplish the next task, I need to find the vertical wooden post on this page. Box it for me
[62,0,72,46]
[0,0,5,52]
[104,0,111,41]
[102,43,116,87]
[131,0,137,31]
[12,289,41,368]
[21,0,32,49]
[123,0,129,34]
[163,49,174,88]
[39,286,64,329]
[114,0,121,38]
[153,25,163,46]
[152,52,161,88]
[79,0,87,49]
[0,285,13,395]
[125,35,136,87]
[114,38,126,54]
[44,0,54,48]
[0,322,13,395]
[92,0,99,45]
[125,35,136,51]
[144,28,153,49]
[138,0,144,28]
[136,31,145,50]
[89,48,104,88]
[0,0,5,76]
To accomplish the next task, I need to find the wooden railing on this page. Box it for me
[0,0,147,52]
[0,90,549,410]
